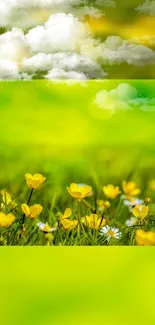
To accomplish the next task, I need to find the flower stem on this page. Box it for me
[27,188,34,205]
[82,199,94,211]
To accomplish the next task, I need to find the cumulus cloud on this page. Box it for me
[0,28,28,61]
[22,53,105,79]
[92,83,155,116]
[0,14,107,79]
[98,36,155,66]
[136,1,155,15]
[45,68,87,80]
[25,13,93,53]
[0,0,105,28]
[0,59,21,80]
[0,10,155,80]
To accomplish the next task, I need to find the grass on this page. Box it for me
[0,80,155,245]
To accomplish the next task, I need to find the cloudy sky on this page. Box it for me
[0,0,155,80]
[92,82,155,119]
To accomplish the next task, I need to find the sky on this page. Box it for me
[0,0,155,79]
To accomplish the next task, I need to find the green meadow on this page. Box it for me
[0,80,155,245]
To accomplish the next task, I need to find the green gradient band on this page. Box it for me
[0,247,155,324]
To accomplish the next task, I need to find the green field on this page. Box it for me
[0,80,155,245]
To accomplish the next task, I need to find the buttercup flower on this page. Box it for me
[37,222,57,233]
[60,208,78,230]
[21,204,43,219]
[103,184,121,199]
[61,208,72,220]
[1,189,16,209]
[132,204,149,220]
[97,200,110,211]
[125,217,137,227]
[136,229,155,246]
[1,189,12,206]
[145,197,151,204]
[67,183,92,200]
[122,181,141,198]
[61,219,78,230]
[77,184,93,197]
[81,214,106,230]
[0,212,15,227]
[25,173,46,189]
[100,225,122,242]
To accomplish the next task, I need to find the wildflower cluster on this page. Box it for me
[0,174,155,246]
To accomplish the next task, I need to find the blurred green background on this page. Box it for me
[0,247,155,325]
[1,80,155,188]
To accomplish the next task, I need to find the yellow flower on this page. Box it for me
[122,180,141,197]
[25,173,46,190]
[61,208,72,220]
[145,197,151,203]
[67,183,92,200]
[61,219,78,230]
[21,203,43,219]
[97,200,110,211]
[103,184,121,199]
[0,212,15,227]
[1,189,12,205]
[60,208,78,230]
[136,229,155,246]
[1,189,17,209]
[132,205,149,220]
[81,214,106,230]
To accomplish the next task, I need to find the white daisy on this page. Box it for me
[37,222,57,233]
[125,217,137,227]
[123,197,144,208]
[100,225,122,242]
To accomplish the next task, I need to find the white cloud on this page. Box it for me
[71,6,103,19]
[0,11,155,80]
[0,59,21,80]
[45,68,87,80]
[22,53,106,78]
[0,0,104,28]
[0,28,28,61]
[136,1,155,15]
[98,36,155,66]
[92,83,155,116]
[25,13,92,53]
[0,14,106,79]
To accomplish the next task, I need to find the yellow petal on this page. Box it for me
[67,187,82,199]
[141,206,149,219]
[132,206,141,218]
[29,204,43,219]
[63,208,72,219]
[21,203,30,217]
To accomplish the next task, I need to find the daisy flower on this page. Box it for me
[123,197,144,209]
[125,217,137,227]
[37,222,57,233]
[100,225,122,242]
